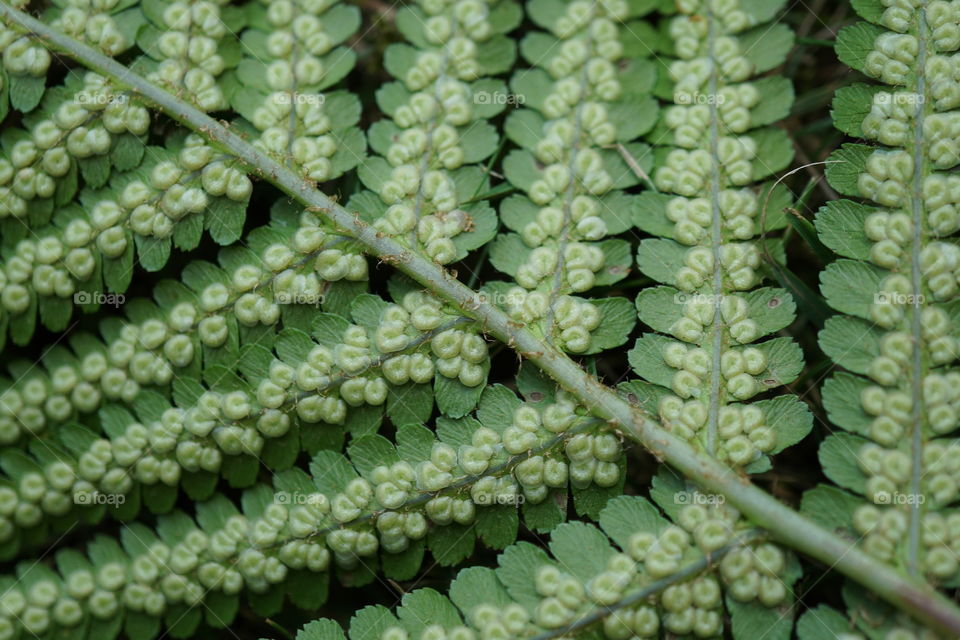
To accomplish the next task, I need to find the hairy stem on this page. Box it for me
[4,4,958,633]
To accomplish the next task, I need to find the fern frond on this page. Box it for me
[286,495,796,640]
[351,0,520,264]
[0,386,627,639]
[0,281,496,555]
[487,0,656,354]
[0,200,365,441]
[808,0,960,585]
[5,0,960,633]
[629,0,806,471]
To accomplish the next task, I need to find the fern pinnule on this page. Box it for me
[807,0,960,590]
[487,0,657,355]
[226,0,365,183]
[350,0,519,265]
[136,0,242,112]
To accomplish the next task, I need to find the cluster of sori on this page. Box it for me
[416,394,616,509]
[630,498,788,609]
[50,0,129,56]
[853,483,960,577]
[379,292,488,387]
[661,342,768,403]
[0,294,488,544]
[501,289,602,353]
[658,395,776,467]
[664,187,762,245]
[632,0,800,469]
[0,208,367,442]
[0,136,253,328]
[533,559,723,638]
[143,0,232,111]
[0,72,148,219]
[365,0,514,264]
[288,396,621,568]
[358,497,788,640]
[494,0,653,351]
[673,238,761,298]
[0,16,51,83]
[0,489,353,640]
[238,0,363,181]
[820,1,960,585]
[242,0,362,182]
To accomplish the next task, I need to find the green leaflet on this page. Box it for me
[225,0,365,183]
[351,0,519,265]
[136,0,244,111]
[488,0,655,354]
[813,0,960,590]
[296,496,797,640]
[631,0,810,474]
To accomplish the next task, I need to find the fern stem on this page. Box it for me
[705,4,723,460]
[6,4,959,632]
[906,3,929,579]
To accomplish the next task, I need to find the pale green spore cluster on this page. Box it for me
[843,3,960,583]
